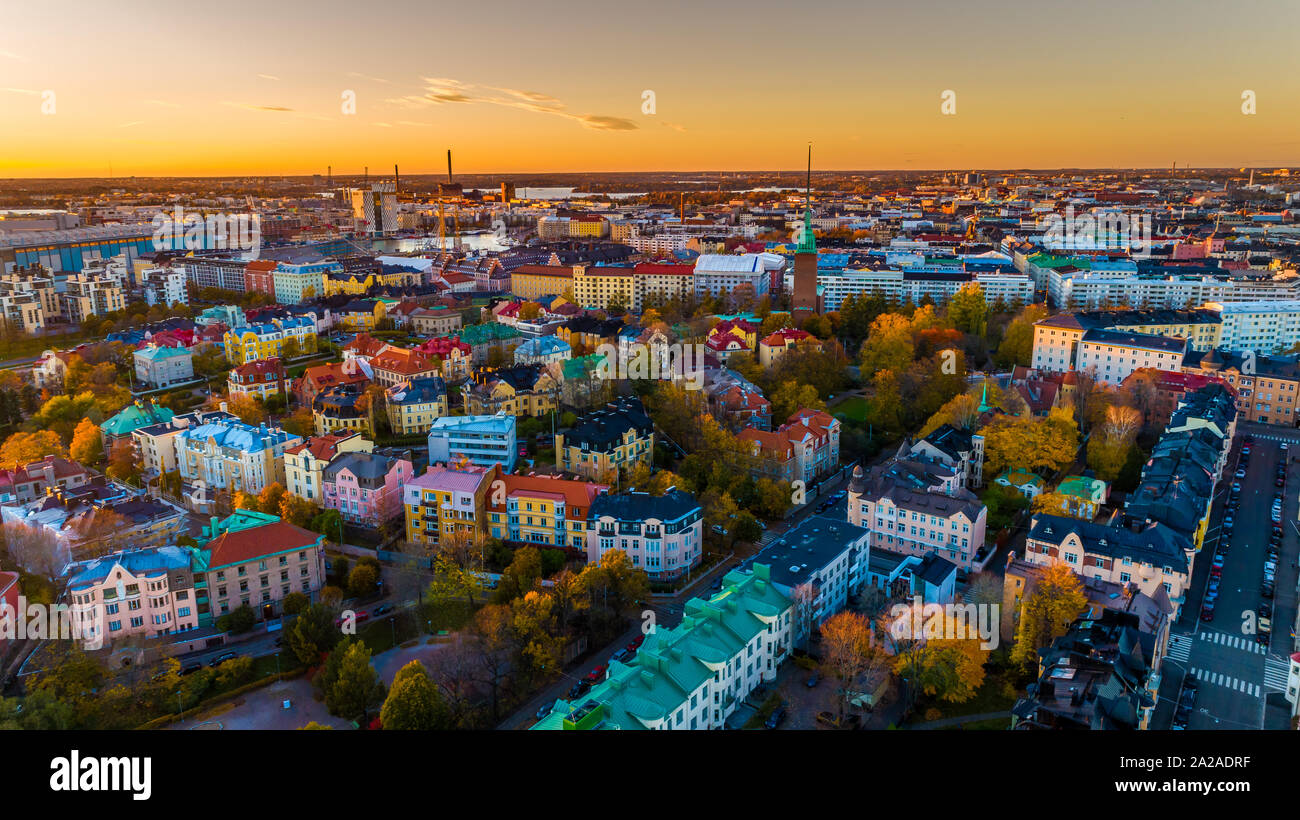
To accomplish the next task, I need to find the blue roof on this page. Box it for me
[67,546,194,590]
[178,417,300,452]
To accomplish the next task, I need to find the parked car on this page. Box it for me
[584,665,607,683]
[371,604,394,617]
[628,635,645,651]
[209,651,238,667]
[610,648,630,664]
[765,707,787,730]
[568,681,589,699]
[1183,674,1199,692]
[180,660,203,676]
[1261,582,1275,599]
[805,672,821,688]
[1234,468,1246,479]
[536,704,553,721]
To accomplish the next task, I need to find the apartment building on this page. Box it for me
[738,409,842,487]
[175,416,303,495]
[632,262,694,310]
[101,399,175,448]
[426,414,517,470]
[65,546,200,646]
[283,431,372,505]
[848,459,989,572]
[402,465,490,548]
[510,264,576,301]
[485,468,607,550]
[1073,329,1187,386]
[753,515,871,646]
[757,328,822,369]
[904,423,985,488]
[62,271,125,322]
[292,358,372,409]
[572,266,635,310]
[224,317,316,365]
[1207,300,1300,353]
[181,257,249,293]
[586,489,704,581]
[1182,350,1300,425]
[321,451,412,526]
[227,357,288,401]
[532,564,792,731]
[0,456,91,504]
[0,269,59,332]
[794,266,1034,311]
[555,397,654,482]
[133,344,194,389]
[370,346,440,387]
[413,337,473,383]
[140,265,188,307]
[132,409,238,479]
[272,260,339,304]
[1023,514,1192,616]
[457,322,525,364]
[197,510,327,623]
[409,307,463,336]
[464,364,561,418]
[693,253,778,299]
[312,383,371,437]
[385,377,448,435]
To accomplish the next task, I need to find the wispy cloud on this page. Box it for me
[144,99,180,108]
[0,49,26,62]
[223,102,294,112]
[3,87,39,95]
[396,120,431,127]
[118,121,145,128]
[373,122,392,128]
[384,77,637,131]
[257,73,281,81]
[661,121,687,133]
[348,72,391,84]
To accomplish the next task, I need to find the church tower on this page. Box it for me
[791,143,820,316]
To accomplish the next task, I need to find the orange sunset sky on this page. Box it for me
[3,0,1300,177]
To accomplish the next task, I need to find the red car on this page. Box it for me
[628,634,645,650]
[584,665,607,683]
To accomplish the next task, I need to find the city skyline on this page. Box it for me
[3,0,1300,177]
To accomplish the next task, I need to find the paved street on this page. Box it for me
[1153,424,1300,730]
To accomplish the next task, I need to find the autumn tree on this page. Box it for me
[227,393,265,426]
[105,439,142,484]
[1010,562,1088,671]
[69,418,104,465]
[1031,491,1092,520]
[0,430,66,467]
[257,482,287,516]
[906,613,989,703]
[820,611,887,719]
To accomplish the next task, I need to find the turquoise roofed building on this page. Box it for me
[101,399,174,447]
[1054,474,1109,519]
[532,563,792,730]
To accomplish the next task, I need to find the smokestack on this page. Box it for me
[394,164,399,192]
[365,166,369,185]
[447,149,453,184]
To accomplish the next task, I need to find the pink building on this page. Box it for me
[321,451,413,526]
[65,547,200,647]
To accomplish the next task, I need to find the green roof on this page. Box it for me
[100,400,174,436]
[561,352,607,381]
[458,323,522,346]
[532,564,791,730]
[997,467,1045,488]
[1057,475,1107,501]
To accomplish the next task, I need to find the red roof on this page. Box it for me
[633,262,694,276]
[206,520,321,568]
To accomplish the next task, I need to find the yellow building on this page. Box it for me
[573,266,635,310]
[510,265,577,301]
[338,299,388,331]
[554,397,654,482]
[284,431,373,505]
[312,385,372,437]
[402,465,490,547]
[385,377,449,435]
[484,467,607,550]
[223,316,317,365]
[464,365,560,417]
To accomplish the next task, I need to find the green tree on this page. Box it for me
[286,603,342,665]
[380,660,452,730]
[322,638,386,722]
[946,283,988,337]
[1010,562,1088,671]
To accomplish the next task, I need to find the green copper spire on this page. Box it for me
[796,142,816,254]
[978,381,991,413]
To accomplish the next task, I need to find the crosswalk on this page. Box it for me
[1264,655,1292,691]
[1187,667,1262,698]
[1166,634,1192,663]
[1198,629,1267,654]
[1248,433,1300,444]
[757,530,779,547]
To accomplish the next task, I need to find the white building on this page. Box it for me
[692,253,781,299]
[1208,300,1300,354]
[426,413,517,471]
[1074,329,1188,385]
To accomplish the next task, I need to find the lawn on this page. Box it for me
[832,396,870,423]
[938,716,1011,730]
